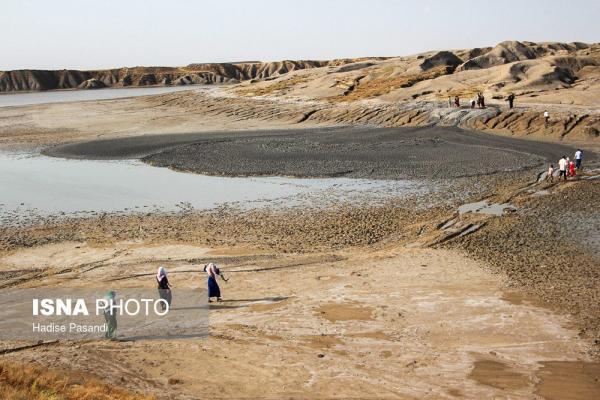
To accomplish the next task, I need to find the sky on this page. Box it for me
[2,0,599,70]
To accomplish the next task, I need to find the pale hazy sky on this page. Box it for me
[2,0,599,70]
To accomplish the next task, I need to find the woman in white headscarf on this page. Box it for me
[204,263,227,302]
[156,266,172,310]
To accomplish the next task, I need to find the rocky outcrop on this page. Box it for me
[420,51,463,72]
[77,78,107,89]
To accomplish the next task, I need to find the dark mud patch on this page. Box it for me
[535,361,600,400]
[316,303,375,322]
[501,290,545,307]
[45,126,578,180]
[143,126,565,179]
[468,359,530,390]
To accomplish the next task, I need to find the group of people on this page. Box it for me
[155,262,228,306]
[470,92,486,109]
[547,149,584,182]
[101,263,228,339]
[447,92,487,109]
[447,92,518,111]
[447,92,555,127]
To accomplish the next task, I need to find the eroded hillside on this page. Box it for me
[232,41,600,106]
[0,59,369,92]
[2,41,598,108]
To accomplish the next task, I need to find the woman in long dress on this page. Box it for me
[569,160,576,179]
[156,266,172,310]
[204,263,227,302]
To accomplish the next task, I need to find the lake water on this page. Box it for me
[0,152,427,225]
[0,86,203,108]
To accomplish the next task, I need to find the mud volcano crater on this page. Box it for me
[46,126,577,180]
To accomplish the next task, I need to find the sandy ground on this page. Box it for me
[2,241,599,399]
[1,166,599,398]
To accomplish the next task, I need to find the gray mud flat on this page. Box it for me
[46,126,579,180]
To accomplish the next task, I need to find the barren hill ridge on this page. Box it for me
[1,41,598,109]
[0,59,380,92]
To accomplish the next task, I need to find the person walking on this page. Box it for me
[448,97,452,108]
[454,96,460,107]
[558,156,567,181]
[480,93,486,108]
[544,110,550,127]
[574,149,583,169]
[470,98,476,109]
[204,263,228,302]
[156,266,172,311]
[507,93,515,109]
[103,290,118,339]
[546,164,554,183]
[569,159,576,179]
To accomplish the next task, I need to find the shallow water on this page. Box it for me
[0,152,427,225]
[458,200,517,216]
[0,86,203,108]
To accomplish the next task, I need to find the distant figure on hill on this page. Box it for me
[470,98,476,109]
[546,164,554,182]
[479,93,486,108]
[574,149,583,169]
[558,156,567,181]
[156,266,172,311]
[454,96,460,107]
[448,97,452,107]
[506,93,515,109]
[544,110,550,127]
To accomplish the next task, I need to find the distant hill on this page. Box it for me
[1,41,598,108]
[0,60,363,92]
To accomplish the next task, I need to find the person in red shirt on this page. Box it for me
[569,160,576,179]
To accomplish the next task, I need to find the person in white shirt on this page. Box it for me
[574,149,583,169]
[558,156,567,181]
[544,110,550,127]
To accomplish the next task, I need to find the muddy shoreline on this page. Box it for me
[45,126,582,180]
[2,167,598,348]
